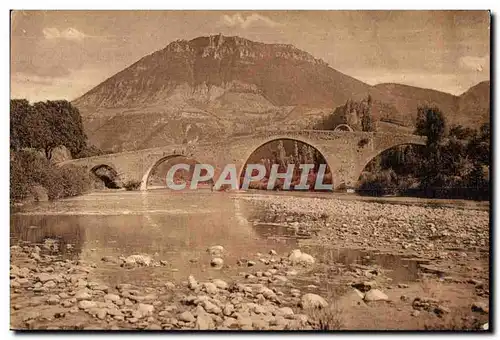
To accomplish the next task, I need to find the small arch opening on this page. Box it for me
[91,165,121,189]
[334,124,354,132]
[239,138,333,191]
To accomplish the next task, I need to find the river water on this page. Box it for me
[11,189,452,292]
[11,190,305,288]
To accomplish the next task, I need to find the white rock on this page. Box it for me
[300,293,328,309]
[78,300,97,310]
[178,311,195,323]
[75,290,92,301]
[207,245,224,256]
[104,294,121,303]
[364,289,389,302]
[196,312,215,330]
[210,257,224,267]
[288,249,315,265]
[188,275,198,290]
[203,282,218,294]
[212,279,228,290]
[125,254,152,266]
[277,307,294,316]
[134,303,154,318]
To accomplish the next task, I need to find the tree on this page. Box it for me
[32,100,88,160]
[449,124,476,140]
[11,99,52,152]
[10,99,32,150]
[413,106,447,195]
[361,95,375,132]
[415,106,446,145]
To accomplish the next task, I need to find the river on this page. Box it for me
[10,190,307,289]
[12,189,481,291]
[10,189,490,330]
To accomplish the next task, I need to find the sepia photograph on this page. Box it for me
[9,10,491,331]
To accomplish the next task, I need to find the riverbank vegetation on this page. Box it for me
[358,106,490,200]
[10,99,98,203]
[10,150,92,202]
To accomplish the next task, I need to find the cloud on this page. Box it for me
[11,67,114,102]
[220,13,281,29]
[42,27,86,41]
[459,55,489,72]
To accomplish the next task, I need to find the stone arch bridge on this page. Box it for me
[60,130,426,190]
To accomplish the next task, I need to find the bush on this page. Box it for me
[357,169,398,196]
[123,180,141,191]
[10,150,91,202]
[305,304,344,330]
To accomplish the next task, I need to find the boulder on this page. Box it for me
[212,279,228,290]
[300,293,328,309]
[188,275,198,290]
[364,289,389,302]
[471,302,489,314]
[288,249,315,265]
[195,312,215,330]
[178,311,195,323]
[210,257,224,268]
[78,300,97,310]
[207,245,224,256]
[133,303,154,319]
[124,254,152,266]
[203,282,218,295]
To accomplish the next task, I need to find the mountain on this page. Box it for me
[374,81,490,129]
[73,35,490,152]
[457,80,490,128]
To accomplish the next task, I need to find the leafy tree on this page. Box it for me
[361,95,374,132]
[449,124,476,140]
[415,106,446,145]
[10,99,47,151]
[29,100,87,160]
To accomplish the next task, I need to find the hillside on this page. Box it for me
[374,82,490,129]
[457,80,490,128]
[73,35,490,152]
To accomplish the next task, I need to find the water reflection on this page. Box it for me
[10,215,85,260]
[10,191,295,285]
[10,190,424,287]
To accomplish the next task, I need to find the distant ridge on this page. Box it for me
[72,35,490,152]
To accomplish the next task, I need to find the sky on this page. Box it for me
[10,10,490,102]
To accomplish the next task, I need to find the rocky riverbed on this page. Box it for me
[10,194,490,331]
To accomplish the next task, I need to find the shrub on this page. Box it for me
[306,305,344,330]
[10,150,91,202]
[357,169,398,196]
[123,180,141,191]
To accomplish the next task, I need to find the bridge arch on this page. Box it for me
[237,136,334,190]
[140,154,200,191]
[355,142,426,187]
[334,124,354,132]
[90,164,122,189]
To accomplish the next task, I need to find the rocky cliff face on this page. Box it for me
[73,35,490,152]
[73,34,367,111]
